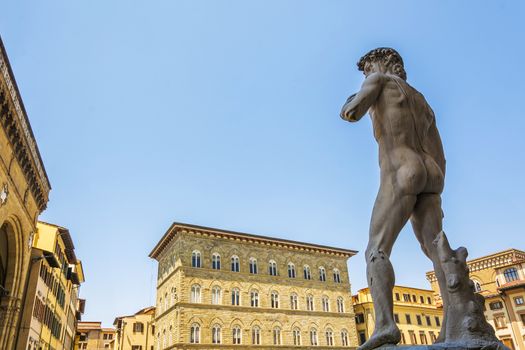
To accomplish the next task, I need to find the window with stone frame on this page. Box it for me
[269,260,278,276]
[190,323,200,343]
[191,251,201,268]
[489,301,503,310]
[231,255,240,272]
[325,328,333,346]
[190,284,201,303]
[290,293,298,310]
[250,290,259,307]
[337,297,345,313]
[212,324,221,344]
[310,328,318,346]
[249,257,258,274]
[293,328,301,345]
[322,296,330,312]
[307,295,314,311]
[503,267,519,283]
[273,327,282,345]
[252,326,261,345]
[333,268,341,283]
[494,314,507,329]
[212,253,221,270]
[231,288,240,306]
[288,262,296,278]
[133,322,144,333]
[212,286,221,305]
[271,291,279,308]
[319,267,326,281]
[341,329,349,346]
[514,296,524,306]
[232,326,242,344]
[304,265,311,280]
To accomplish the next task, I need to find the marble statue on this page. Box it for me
[340,48,506,350]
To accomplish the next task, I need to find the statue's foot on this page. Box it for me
[357,325,400,350]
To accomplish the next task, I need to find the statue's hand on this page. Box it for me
[341,93,357,121]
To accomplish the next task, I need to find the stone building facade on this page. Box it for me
[113,306,156,350]
[0,37,51,349]
[353,286,443,346]
[427,248,525,350]
[16,221,85,350]
[149,222,359,350]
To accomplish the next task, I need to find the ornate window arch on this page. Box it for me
[288,262,296,278]
[250,289,259,307]
[337,296,345,313]
[191,250,201,268]
[273,327,282,345]
[304,265,311,280]
[271,291,279,308]
[333,268,341,283]
[252,326,261,345]
[306,294,314,311]
[190,284,201,303]
[212,253,221,270]
[269,260,278,276]
[325,328,334,346]
[322,295,330,312]
[212,324,221,344]
[319,266,326,281]
[212,286,222,305]
[310,328,318,346]
[249,257,258,274]
[190,323,200,343]
[231,287,240,306]
[293,327,302,345]
[231,255,240,272]
[232,325,242,344]
[290,293,298,310]
[341,329,349,346]
[472,279,482,292]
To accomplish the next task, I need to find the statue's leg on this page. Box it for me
[410,193,447,343]
[358,185,417,350]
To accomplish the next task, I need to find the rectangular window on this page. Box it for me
[489,301,504,310]
[494,315,507,329]
[426,316,431,326]
[420,296,424,303]
[520,313,525,325]
[412,295,417,302]
[355,313,365,324]
[427,296,432,304]
[409,331,417,345]
[394,314,399,323]
[514,296,524,305]
[416,315,422,325]
[435,316,440,326]
[358,331,366,345]
[419,332,427,345]
[395,293,400,301]
[403,294,410,302]
[405,314,412,324]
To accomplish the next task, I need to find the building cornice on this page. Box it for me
[149,222,358,260]
[426,248,525,282]
[0,36,50,211]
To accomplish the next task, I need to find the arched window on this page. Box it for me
[250,290,259,307]
[325,328,333,346]
[304,265,311,280]
[472,280,482,292]
[191,251,201,268]
[249,257,258,274]
[288,263,296,278]
[163,329,167,348]
[310,328,318,346]
[231,255,240,272]
[159,297,163,312]
[232,325,242,344]
[212,253,221,270]
[337,297,345,313]
[190,323,200,343]
[171,287,177,304]
[190,284,201,303]
[231,288,240,306]
[307,295,314,311]
[319,267,326,281]
[293,328,302,345]
[269,260,278,276]
[273,327,282,345]
[271,291,279,308]
[322,296,330,312]
[252,326,261,345]
[341,329,349,346]
[504,267,519,283]
[212,324,221,344]
[290,293,298,310]
[212,286,222,305]
[333,268,341,283]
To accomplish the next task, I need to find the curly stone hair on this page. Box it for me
[357,47,407,80]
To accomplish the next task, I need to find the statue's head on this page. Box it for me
[357,47,407,80]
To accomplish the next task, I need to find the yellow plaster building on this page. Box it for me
[427,248,525,350]
[16,221,85,350]
[0,36,51,349]
[113,306,156,350]
[149,222,359,350]
[352,286,442,346]
[75,322,116,350]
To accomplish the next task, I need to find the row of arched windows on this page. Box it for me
[188,324,350,346]
[191,251,342,282]
[189,284,345,312]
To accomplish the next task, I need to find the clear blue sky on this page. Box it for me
[1,1,524,327]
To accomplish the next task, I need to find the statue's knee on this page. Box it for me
[366,248,388,263]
